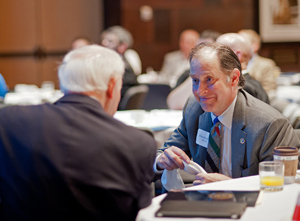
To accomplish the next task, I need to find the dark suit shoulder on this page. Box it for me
[0,104,49,124]
[242,73,270,104]
[183,95,202,113]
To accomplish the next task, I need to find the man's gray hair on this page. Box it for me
[58,45,124,94]
[100,26,133,48]
[189,42,245,88]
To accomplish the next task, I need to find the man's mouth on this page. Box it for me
[200,97,212,101]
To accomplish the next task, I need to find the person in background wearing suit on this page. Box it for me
[238,29,280,101]
[0,45,157,221]
[100,26,140,106]
[167,30,221,110]
[216,33,270,104]
[157,29,199,87]
[154,42,299,185]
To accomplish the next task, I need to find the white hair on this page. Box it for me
[100,26,133,48]
[58,45,124,94]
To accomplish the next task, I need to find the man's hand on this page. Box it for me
[157,146,190,171]
[193,173,232,185]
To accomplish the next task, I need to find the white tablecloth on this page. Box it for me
[4,85,64,105]
[136,175,300,221]
[114,110,182,148]
[114,110,182,130]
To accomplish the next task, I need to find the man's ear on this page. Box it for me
[235,50,242,61]
[106,77,117,99]
[231,68,240,86]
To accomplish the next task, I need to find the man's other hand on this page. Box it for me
[193,173,232,185]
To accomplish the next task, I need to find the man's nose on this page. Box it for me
[102,39,109,47]
[196,82,207,96]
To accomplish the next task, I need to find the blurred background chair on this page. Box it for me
[141,84,171,110]
[118,85,149,110]
[289,107,300,129]
[270,98,291,114]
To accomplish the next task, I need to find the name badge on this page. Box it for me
[196,129,209,148]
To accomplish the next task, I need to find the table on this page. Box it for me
[136,175,300,221]
[4,84,64,105]
[276,86,300,104]
[114,109,182,148]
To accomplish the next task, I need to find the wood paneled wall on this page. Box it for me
[0,0,103,89]
[119,0,300,73]
[1,0,299,90]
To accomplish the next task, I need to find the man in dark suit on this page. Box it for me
[100,26,139,107]
[154,42,299,185]
[0,45,157,221]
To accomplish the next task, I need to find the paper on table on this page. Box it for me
[185,175,261,191]
[161,161,207,191]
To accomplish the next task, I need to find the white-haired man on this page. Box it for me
[216,33,269,104]
[0,45,156,220]
[238,29,279,100]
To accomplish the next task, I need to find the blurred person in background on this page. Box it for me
[157,29,199,87]
[71,37,92,50]
[0,73,8,101]
[238,29,280,101]
[100,26,140,106]
[197,29,221,44]
[216,33,269,104]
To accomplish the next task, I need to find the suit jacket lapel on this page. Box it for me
[198,111,212,133]
[231,91,247,178]
[196,111,212,164]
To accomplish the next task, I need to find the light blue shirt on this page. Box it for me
[0,73,8,99]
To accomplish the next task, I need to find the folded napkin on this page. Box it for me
[161,161,207,191]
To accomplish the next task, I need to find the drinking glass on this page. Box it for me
[259,161,284,191]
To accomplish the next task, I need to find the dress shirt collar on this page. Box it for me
[210,95,237,130]
[242,69,249,75]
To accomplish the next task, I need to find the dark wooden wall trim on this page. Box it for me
[104,0,121,29]
[261,42,300,72]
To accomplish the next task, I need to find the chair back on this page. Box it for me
[141,84,171,110]
[119,85,149,110]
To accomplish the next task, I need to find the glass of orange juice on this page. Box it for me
[259,161,284,191]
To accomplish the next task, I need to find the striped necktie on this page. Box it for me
[205,117,221,173]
